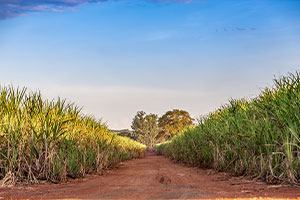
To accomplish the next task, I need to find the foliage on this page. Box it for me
[155,71,300,185]
[131,111,159,148]
[158,109,193,141]
[0,86,146,185]
[111,129,135,140]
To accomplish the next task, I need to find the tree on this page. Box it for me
[131,111,159,148]
[130,111,146,141]
[158,109,193,141]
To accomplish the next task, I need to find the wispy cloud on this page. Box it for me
[0,0,194,19]
[215,27,257,33]
[150,0,193,2]
[0,0,105,19]
[145,31,175,41]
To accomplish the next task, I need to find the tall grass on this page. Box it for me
[0,86,145,185]
[155,71,300,184]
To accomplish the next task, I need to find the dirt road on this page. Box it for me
[1,153,300,199]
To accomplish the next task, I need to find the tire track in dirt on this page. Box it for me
[1,153,300,199]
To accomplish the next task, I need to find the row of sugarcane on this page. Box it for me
[0,86,146,185]
[155,71,300,185]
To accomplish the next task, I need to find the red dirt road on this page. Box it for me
[1,153,300,199]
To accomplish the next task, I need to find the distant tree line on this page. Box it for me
[131,109,194,148]
[111,129,136,140]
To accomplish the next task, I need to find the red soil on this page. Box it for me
[1,153,300,199]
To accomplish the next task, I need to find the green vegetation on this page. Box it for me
[0,86,145,185]
[155,72,300,185]
[131,109,193,147]
[111,129,135,140]
[131,111,159,148]
[158,109,194,141]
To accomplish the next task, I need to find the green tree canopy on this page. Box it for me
[131,111,159,148]
[158,109,193,141]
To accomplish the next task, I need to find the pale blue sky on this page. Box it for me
[0,0,299,129]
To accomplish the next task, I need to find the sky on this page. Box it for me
[0,0,300,129]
